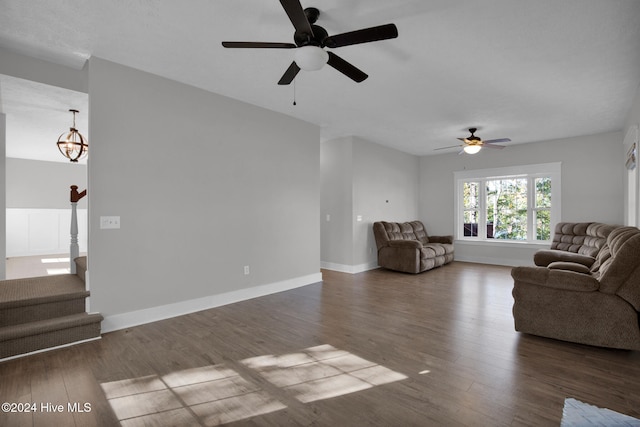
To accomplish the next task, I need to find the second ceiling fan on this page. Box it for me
[222,0,398,85]
[435,128,512,154]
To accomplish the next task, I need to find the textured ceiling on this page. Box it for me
[1,0,640,162]
[0,74,88,163]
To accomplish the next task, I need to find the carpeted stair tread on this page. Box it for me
[0,313,103,359]
[74,256,87,282]
[74,256,87,272]
[0,266,102,359]
[0,313,103,342]
[0,274,87,309]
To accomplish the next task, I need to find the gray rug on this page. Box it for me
[562,398,640,426]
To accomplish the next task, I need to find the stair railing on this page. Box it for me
[70,185,87,274]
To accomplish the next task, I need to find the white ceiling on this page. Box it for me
[1,0,639,162]
[0,74,88,163]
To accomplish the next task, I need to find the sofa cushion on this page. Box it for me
[380,222,413,241]
[552,222,590,253]
[408,220,430,244]
[430,243,454,254]
[551,222,615,256]
[534,222,616,267]
[534,250,595,267]
[548,261,590,274]
[422,244,445,257]
[388,240,421,249]
[595,227,640,293]
[549,222,615,256]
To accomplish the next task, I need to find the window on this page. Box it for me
[455,163,561,243]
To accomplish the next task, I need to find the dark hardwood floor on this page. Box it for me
[1,261,639,426]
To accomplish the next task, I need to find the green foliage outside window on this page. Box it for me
[487,178,528,240]
[535,177,552,240]
[461,175,552,241]
[536,210,551,240]
[536,177,552,207]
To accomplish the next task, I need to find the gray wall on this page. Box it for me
[352,137,419,267]
[625,84,640,137]
[0,46,87,93]
[320,136,419,271]
[0,114,5,279]
[320,137,354,266]
[6,158,87,209]
[623,83,640,226]
[87,58,321,324]
[419,131,624,265]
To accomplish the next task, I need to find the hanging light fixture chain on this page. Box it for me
[70,109,79,130]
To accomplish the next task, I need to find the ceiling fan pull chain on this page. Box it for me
[293,78,297,106]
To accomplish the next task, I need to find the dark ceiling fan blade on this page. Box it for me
[222,41,297,49]
[323,23,398,48]
[279,0,314,36]
[482,143,505,149]
[278,62,301,85]
[327,52,368,82]
[483,138,511,144]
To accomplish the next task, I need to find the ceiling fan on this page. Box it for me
[221,0,398,85]
[435,128,512,154]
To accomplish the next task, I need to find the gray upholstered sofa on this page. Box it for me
[533,222,616,271]
[512,223,640,350]
[373,221,454,274]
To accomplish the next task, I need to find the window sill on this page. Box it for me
[454,239,550,249]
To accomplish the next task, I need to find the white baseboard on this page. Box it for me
[101,272,322,333]
[453,255,534,267]
[320,261,379,274]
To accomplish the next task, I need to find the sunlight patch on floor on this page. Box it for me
[40,257,71,276]
[42,257,71,275]
[100,344,407,426]
[41,257,71,263]
[101,365,284,426]
[46,268,71,275]
[241,344,408,403]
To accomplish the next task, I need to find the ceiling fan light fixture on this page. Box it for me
[56,109,88,162]
[294,45,328,71]
[463,144,482,154]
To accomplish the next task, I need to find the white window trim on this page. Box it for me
[454,162,562,244]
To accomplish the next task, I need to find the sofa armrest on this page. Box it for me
[533,249,596,268]
[428,235,454,244]
[511,266,600,292]
[387,240,422,249]
[548,262,591,274]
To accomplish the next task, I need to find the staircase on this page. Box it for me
[0,256,103,360]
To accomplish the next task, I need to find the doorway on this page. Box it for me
[1,74,88,279]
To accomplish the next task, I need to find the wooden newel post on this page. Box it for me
[70,185,87,274]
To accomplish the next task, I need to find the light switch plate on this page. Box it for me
[100,216,120,229]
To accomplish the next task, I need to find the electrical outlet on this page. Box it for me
[100,216,120,229]
[244,265,250,275]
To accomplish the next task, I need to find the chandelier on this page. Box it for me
[56,109,88,162]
